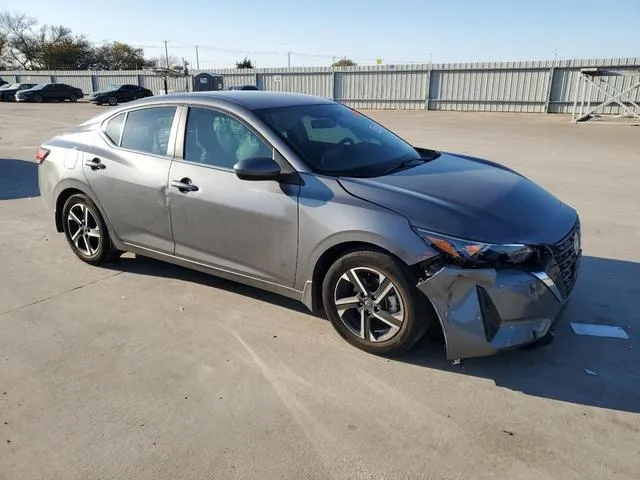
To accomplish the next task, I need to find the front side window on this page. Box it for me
[120,107,176,155]
[184,107,272,169]
[256,103,422,177]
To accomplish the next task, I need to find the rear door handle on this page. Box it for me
[171,178,199,192]
[85,157,106,170]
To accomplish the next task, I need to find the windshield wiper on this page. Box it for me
[382,157,430,175]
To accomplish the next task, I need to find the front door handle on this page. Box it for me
[171,178,199,193]
[85,157,106,170]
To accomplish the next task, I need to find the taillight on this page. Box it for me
[35,148,50,164]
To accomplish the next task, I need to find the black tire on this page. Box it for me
[69,94,78,102]
[62,193,115,266]
[108,96,118,106]
[322,250,430,356]
[34,94,43,103]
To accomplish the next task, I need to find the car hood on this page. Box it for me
[338,152,577,245]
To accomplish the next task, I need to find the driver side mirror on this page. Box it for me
[233,157,281,181]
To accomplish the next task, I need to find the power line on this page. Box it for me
[129,41,427,65]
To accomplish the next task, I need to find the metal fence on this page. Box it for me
[2,57,639,113]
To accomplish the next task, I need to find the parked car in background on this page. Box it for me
[0,83,38,101]
[227,84,260,91]
[89,84,153,106]
[16,83,83,103]
[36,91,581,360]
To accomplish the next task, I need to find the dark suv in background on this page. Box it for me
[89,84,153,106]
[16,83,84,103]
[0,83,38,101]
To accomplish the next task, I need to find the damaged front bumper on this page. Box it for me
[418,266,573,360]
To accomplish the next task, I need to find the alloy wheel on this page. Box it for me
[333,267,405,342]
[66,203,102,257]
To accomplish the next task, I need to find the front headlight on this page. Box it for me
[415,228,534,267]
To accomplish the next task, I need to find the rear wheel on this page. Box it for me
[322,250,430,356]
[69,94,78,102]
[62,193,115,266]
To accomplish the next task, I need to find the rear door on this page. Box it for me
[122,85,136,101]
[41,84,56,100]
[82,105,180,253]
[52,84,66,100]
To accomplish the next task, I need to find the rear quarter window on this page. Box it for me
[104,113,126,145]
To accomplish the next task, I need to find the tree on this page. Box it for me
[0,11,39,69]
[0,10,156,70]
[0,31,10,68]
[91,41,152,70]
[332,57,357,67]
[236,57,253,69]
[151,54,180,69]
[36,25,94,69]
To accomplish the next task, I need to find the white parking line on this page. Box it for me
[570,323,630,339]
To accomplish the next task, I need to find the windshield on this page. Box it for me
[255,103,422,177]
[1,83,17,89]
[29,84,45,90]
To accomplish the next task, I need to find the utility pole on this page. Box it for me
[163,40,170,95]
[195,45,200,70]
[287,51,291,69]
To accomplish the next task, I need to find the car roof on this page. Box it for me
[77,91,335,128]
[132,91,333,111]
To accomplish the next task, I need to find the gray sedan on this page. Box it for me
[37,92,581,359]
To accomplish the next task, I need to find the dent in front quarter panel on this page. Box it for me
[293,173,438,291]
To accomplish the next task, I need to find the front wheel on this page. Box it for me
[62,193,115,266]
[108,96,118,106]
[69,94,78,102]
[322,250,430,356]
[34,94,43,103]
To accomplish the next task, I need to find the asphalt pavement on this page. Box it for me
[1,101,639,480]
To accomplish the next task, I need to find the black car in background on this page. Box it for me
[0,83,38,101]
[227,84,260,91]
[16,83,84,103]
[89,84,153,105]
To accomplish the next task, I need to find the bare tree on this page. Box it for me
[0,10,156,70]
[0,11,38,69]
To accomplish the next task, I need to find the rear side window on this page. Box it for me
[104,113,125,145]
[120,107,176,156]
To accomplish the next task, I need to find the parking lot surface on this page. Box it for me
[1,102,639,480]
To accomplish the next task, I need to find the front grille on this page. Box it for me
[546,221,581,299]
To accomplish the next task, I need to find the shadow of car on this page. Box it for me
[0,158,40,199]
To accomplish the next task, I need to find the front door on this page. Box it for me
[83,106,178,253]
[168,106,299,286]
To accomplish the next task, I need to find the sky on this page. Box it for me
[2,0,639,68]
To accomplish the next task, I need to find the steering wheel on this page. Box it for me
[338,137,355,146]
